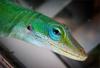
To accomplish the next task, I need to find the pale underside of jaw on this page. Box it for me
[16,32,87,61]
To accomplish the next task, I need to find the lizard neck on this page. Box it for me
[0,0,40,38]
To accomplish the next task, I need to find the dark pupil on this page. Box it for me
[53,28,61,35]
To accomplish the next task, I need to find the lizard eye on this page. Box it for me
[49,27,61,41]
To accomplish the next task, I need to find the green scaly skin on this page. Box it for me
[0,0,87,61]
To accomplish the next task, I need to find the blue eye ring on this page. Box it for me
[49,27,61,41]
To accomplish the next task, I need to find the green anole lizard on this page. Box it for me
[0,0,87,61]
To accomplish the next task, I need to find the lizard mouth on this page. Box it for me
[58,47,87,61]
[46,37,87,61]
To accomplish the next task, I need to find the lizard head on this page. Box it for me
[10,14,87,61]
[29,15,87,61]
[46,23,87,61]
